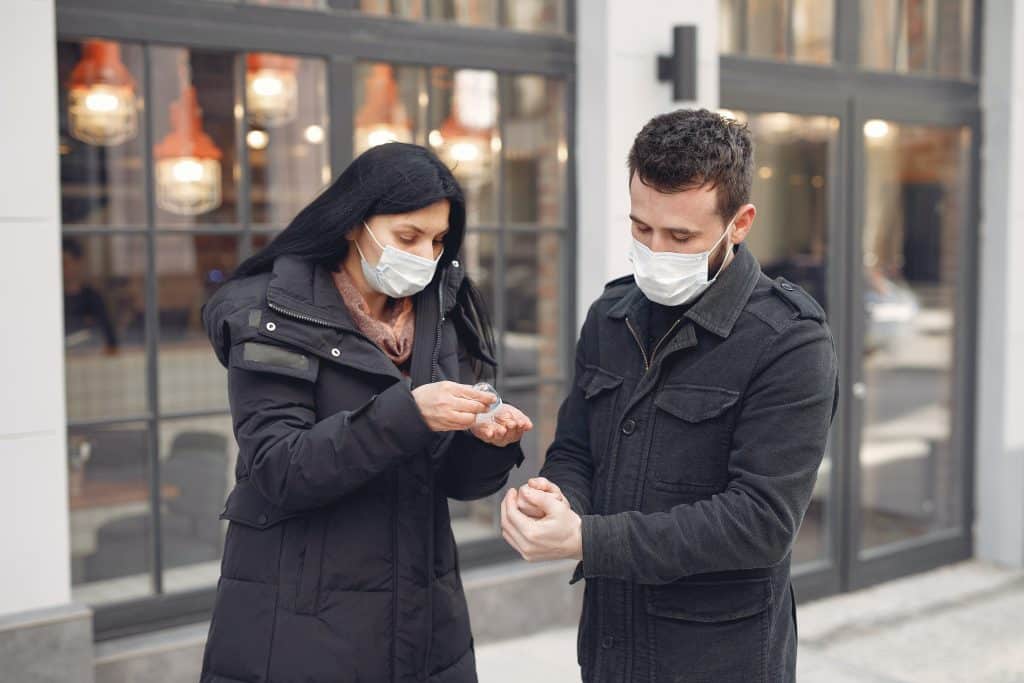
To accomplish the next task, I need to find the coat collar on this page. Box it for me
[265,255,465,332]
[607,242,761,338]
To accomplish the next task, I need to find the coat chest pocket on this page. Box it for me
[650,384,740,491]
[578,364,624,457]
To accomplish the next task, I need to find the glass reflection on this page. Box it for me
[159,415,237,593]
[354,63,420,156]
[360,0,424,18]
[503,75,566,226]
[719,0,834,64]
[249,55,330,227]
[503,0,565,33]
[68,421,153,603]
[860,0,974,79]
[427,0,498,26]
[504,232,564,379]
[151,47,237,226]
[737,110,838,565]
[859,122,969,552]
[428,67,498,225]
[157,234,238,415]
[63,234,148,422]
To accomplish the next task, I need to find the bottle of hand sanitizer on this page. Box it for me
[473,382,502,424]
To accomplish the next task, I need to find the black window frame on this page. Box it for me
[57,0,577,641]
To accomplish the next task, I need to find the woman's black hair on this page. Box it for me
[233,142,495,373]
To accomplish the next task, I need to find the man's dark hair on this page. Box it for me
[627,108,753,222]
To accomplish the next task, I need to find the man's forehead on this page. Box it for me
[630,176,719,225]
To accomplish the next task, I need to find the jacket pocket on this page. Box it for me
[645,578,771,682]
[578,364,624,467]
[219,478,325,615]
[579,364,623,399]
[649,384,740,492]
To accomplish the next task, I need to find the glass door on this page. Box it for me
[722,105,845,598]
[849,113,976,586]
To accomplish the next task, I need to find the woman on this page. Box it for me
[200,142,532,683]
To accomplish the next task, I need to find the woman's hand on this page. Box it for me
[469,404,533,447]
[412,381,496,432]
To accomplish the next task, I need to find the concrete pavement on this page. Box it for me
[475,561,1024,682]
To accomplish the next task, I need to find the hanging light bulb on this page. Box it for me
[154,85,223,216]
[67,40,138,146]
[438,70,497,184]
[246,53,299,127]
[354,64,412,155]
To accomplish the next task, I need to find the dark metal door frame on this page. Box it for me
[720,0,982,602]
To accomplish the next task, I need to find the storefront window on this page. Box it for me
[59,42,330,605]
[860,0,974,79]
[720,0,834,64]
[59,2,573,624]
[734,110,838,565]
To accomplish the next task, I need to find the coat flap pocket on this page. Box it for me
[229,341,319,383]
[219,478,301,529]
[654,384,740,422]
[579,364,624,399]
[646,577,771,623]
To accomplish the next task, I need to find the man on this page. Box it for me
[499,109,838,682]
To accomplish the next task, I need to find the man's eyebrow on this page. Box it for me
[629,214,699,234]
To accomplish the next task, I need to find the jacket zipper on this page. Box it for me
[430,271,447,382]
[624,317,682,374]
[422,269,447,678]
[267,300,334,328]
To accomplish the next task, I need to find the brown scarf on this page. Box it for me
[332,267,415,367]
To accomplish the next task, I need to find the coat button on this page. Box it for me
[601,635,614,649]
[780,282,795,291]
[330,347,341,357]
[265,321,277,331]
[257,513,268,525]
[451,260,460,268]
[621,419,636,435]
[420,484,430,495]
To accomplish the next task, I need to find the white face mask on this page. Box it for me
[629,220,735,306]
[354,221,441,298]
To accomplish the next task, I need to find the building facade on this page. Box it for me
[0,0,1022,680]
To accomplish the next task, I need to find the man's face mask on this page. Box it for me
[354,221,441,299]
[628,218,736,306]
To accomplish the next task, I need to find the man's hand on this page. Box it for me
[469,404,533,447]
[500,486,583,562]
[516,477,565,519]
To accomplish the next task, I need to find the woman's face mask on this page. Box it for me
[629,218,736,306]
[354,221,441,298]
